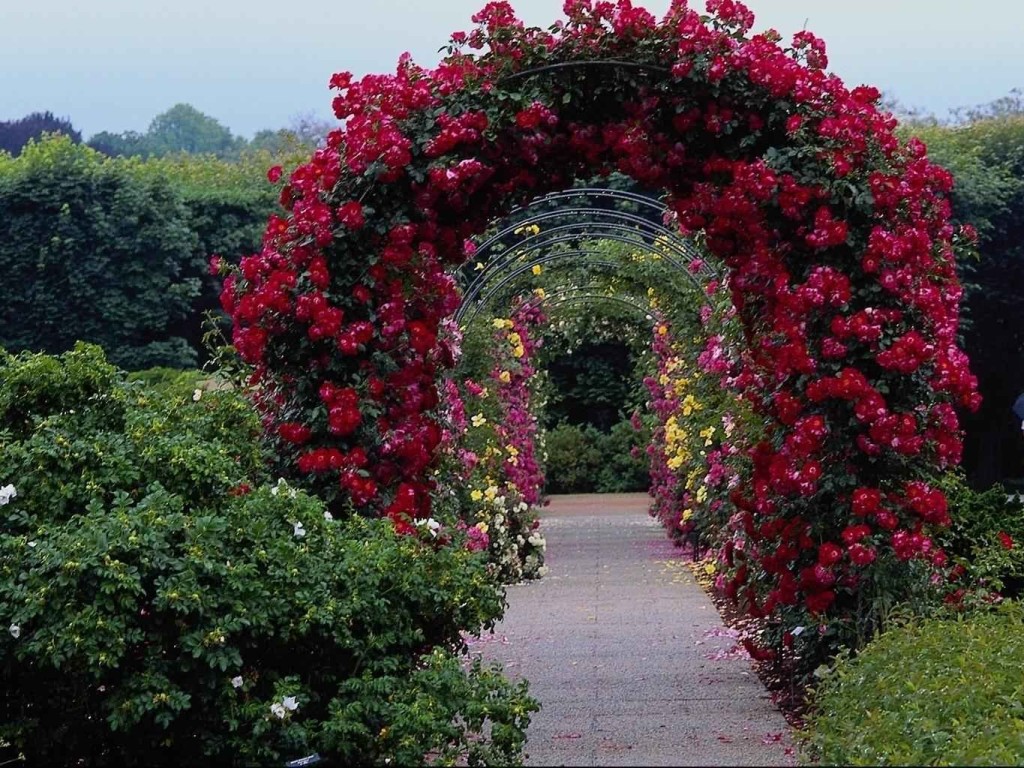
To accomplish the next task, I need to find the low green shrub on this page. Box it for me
[803,603,1024,766]
[0,345,536,765]
[543,420,649,494]
[937,472,1024,599]
[594,419,651,493]
[126,365,206,395]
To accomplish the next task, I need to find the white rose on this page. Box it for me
[0,484,16,506]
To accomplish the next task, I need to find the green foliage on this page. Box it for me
[125,366,206,397]
[542,423,605,494]
[0,345,535,765]
[936,472,1024,597]
[803,603,1024,766]
[543,420,649,494]
[134,150,294,355]
[0,135,300,369]
[0,111,81,155]
[88,103,245,159]
[145,103,243,157]
[904,113,1024,485]
[0,137,200,369]
[544,341,638,431]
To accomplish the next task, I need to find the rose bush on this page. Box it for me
[446,299,547,582]
[0,345,535,766]
[222,0,979,659]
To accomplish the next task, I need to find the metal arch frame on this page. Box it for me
[456,224,705,324]
[465,212,706,283]
[532,294,658,323]
[498,60,671,86]
[454,186,717,326]
[460,223,709,308]
[467,189,693,264]
[462,247,675,328]
[461,252,621,327]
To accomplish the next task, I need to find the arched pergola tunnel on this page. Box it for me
[455,186,717,326]
[223,0,980,667]
[446,184,756,589]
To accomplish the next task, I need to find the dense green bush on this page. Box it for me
[907,114,1024,486]
[0,345,535,765]
[804,603,1024,766]
[0,137,202,369]
[0,135,292,370]
[937,472,1024,599]
[543,420,649,494]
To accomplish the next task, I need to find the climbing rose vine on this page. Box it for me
[448,298,547,581]
[222,0,979,652]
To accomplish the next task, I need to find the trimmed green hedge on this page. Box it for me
[0,136,292,369]
[543,420,649,494]
[804,603,1024,766]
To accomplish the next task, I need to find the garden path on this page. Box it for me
[470,493,795,767]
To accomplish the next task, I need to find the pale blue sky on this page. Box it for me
[2,0,1021,139]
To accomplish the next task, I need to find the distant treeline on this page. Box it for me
[0,103,328,159]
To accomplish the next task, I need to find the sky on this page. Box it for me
[3,0,1023,140]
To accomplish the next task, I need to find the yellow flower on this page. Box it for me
[492,318,507,329]
[471,413,487,427]
[470,489,483,502]
[681,395,701,416]
[484,486,498,502]
[533,287,546,299]
[498,370,511,383]
[474,262,485,271]
[508,332,521,345]
[685,469,701,490]
[681,509,693,522]
[506,445,519,457]
[696,486,708,504]
[657,325,668,336]
[532,264,543,276]
[513,345,525,358]
[475,522,489,534]
[704,562,716,575]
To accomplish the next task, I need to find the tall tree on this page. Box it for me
[144,103,242,156]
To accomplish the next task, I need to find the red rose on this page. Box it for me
[848,543,876,566]
[818,542,843,566]
[337,201,365,230]
[999,531,1014,550]
[805,590,835,615]
[267,165,283,183]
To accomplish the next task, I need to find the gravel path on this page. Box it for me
[469,493,796,767]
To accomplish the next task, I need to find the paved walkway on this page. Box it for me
[470,493,794,767]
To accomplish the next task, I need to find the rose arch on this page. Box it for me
[222,0,980,657]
